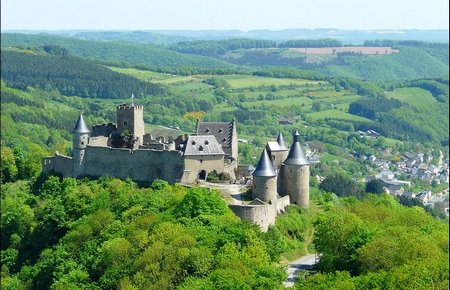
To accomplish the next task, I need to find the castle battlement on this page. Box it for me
[117,104,143,110]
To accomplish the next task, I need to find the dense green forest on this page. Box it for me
[1,177,287,289]
[2,176,447,289]
[1,33,234,71]
[1,50,164,99]
[296,194,449,289]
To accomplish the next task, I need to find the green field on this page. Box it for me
[145,124,189,138]
[109,67,201,84]
[249,96,313,107]
[385,87,437,108]
[307,109,373,122]
[217,75,322,88]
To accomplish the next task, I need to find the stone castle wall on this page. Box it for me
[42,154,74,177]
[82,146,184,184]
[276,195,290,213]
[181,155,225,184]
[228,203,276,232]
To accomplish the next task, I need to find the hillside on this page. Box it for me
[1,50,164,99]
[1,33,234,71]
[3,33,448,81]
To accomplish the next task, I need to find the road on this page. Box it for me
[284,254,317,288]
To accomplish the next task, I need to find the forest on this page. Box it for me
[1,176,448,289]
[1,50,164,99]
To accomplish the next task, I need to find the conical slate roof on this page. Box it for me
[253,149,276,177]
[276,132,287,149]
[284,130,309,165]
[72,113,90,134]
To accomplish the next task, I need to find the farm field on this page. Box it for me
[288,46,399,55]
[306,109,373,122]
[385,87,437,108]
[248,96,314,107]
[145,124,188,138]
[217,75,323,88]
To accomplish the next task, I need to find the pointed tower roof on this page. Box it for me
[276,132,287,149]
[253,149,276,177]
[72,113,90,134]
[284,130,309,165]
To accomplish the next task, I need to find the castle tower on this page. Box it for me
[252,148,278,205]
[116,95,144,144]
[283,130,310,208]
[72,113,90,177]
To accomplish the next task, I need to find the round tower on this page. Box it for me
[72,113,90,177]
[283,131,310,208]
[252,148,278,205]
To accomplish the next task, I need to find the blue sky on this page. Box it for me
[1,0,448,30]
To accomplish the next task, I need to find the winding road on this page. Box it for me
[284,254,317,288]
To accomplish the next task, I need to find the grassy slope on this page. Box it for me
[385,87,437,108]
[318,46,449,81]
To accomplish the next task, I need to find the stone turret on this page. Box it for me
[72,113,90,177]
[283,130,310,208]
[116,98,145,145]
[252,148,278,205]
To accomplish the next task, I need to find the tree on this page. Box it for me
[0,146,18,183]
[312,101,322,112]
[365,179,385,194]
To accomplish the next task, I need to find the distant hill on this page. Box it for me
[1,33,234,70]
[1,50,164,99]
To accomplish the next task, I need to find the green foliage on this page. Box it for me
[302,194,449,288]
[1,33,234,72]
[1,50,164,98]
[364,179,385,194]
[279,38,343,48]
[170,38,277,56]
[319,172,364,198]
[1,177,287,289]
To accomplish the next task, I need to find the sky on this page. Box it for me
[1,0,449,31]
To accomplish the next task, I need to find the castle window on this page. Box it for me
[204,140,209,145]
[192,141,196,145]
[124,121,128,126]
[219,129,223,133]
[81,142,84,145]
[206,128,210,133]
[199,146,204,151]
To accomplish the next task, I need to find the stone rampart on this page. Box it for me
[229,203,276,232]
[82,146,184,183]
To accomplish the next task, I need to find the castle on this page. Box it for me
[42,99,310,232]
[42,100,237,184]
[229,131,310,231]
